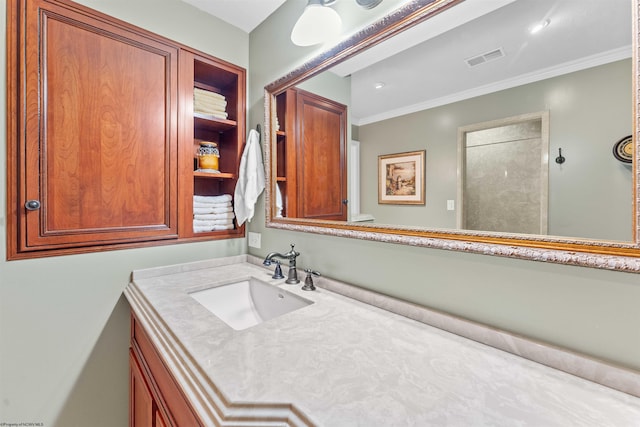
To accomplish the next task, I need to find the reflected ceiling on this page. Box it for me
[329,0,631,125]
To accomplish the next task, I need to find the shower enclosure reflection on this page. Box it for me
[459,112,548,236]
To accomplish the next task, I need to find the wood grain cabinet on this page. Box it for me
[6,0,246,259]
[130,314,202,427]
[130,349,167,427]
[275,88,347,221]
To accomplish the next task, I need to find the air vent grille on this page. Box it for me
[465,48,505,67]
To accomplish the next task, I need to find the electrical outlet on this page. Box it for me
[447,200,455,211]
[248,232,261,249]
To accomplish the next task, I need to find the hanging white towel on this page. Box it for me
[234,129,265,226]
[275,182,283,218]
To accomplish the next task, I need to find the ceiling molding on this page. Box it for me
[353,45,632,126]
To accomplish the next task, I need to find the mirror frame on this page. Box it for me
[264,0,640,272]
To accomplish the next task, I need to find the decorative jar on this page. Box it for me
[198,141,220,172]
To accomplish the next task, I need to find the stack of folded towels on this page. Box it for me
[193,194,235,233]
[194,87,228,120]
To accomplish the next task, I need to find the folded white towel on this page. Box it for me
[193,194,232,204]
[194,99,227,112]
[194,87,226,102]
[194,101,226,113]
[194,106,227,117]
[193,96,227,109]
[193,205,233,213]
[192,211,235,220]
[193,219,234,228]
[194,110,229,120]
[193,206,233,215]
[193,199,231,208]
[193,214,235,222]
[193,224,235,233]
[193,200,231,207]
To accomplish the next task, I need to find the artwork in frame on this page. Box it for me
[378,150,426,205]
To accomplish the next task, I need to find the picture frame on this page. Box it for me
[378,150,426,205]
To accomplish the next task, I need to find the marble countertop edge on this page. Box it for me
[125,279,316,427]
[131,254,249,281]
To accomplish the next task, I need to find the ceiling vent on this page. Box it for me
[465,48,505,67]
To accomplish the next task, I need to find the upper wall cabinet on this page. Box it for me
[275,88,347,221]
[6,0,246,259]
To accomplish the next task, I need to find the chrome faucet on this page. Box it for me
[263,243,300,284]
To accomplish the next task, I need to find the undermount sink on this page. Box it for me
[189,277,313,330]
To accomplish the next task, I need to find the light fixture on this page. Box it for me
[291,0,342,47]
[291,0,384,47]
[530,19,550,35]
[355,0,383,9]
[374,81,385,89]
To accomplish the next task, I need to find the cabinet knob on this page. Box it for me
[342,199,349,205]
[25,200,41,211]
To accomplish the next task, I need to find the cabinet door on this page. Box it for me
[131,314,203,426]
[295,89,348,221]
[130,350,156,427]
[14,0,179,253]
[154,412,168,427]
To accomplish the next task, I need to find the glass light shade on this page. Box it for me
[291,4,342,46]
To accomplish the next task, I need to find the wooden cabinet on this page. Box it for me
[9,0,179,253]
[130,349,168,427]
[130,313,202,427]
[178,51,246,239]
[276,88,347,221]
[6,0,246,259]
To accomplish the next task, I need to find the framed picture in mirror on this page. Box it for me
[378,150,425,205]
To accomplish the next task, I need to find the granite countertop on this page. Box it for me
[125,255,640,426]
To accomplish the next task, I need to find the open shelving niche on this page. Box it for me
[183,53,246,239]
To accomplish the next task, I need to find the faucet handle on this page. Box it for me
[272,261,285,280]
[302,269,320,291]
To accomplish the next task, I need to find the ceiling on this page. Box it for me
[180,0,632,125]
[180,0,286,32]
[338,0,632,124]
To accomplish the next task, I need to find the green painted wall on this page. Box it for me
[248,0,640,374]
[0,1,248,426]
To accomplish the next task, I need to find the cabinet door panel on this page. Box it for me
[130,350,155,427]
[22,0,178,249]
[132,315,203,426]
[296,90,347,220]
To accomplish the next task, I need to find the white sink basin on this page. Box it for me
[189,277,313,330]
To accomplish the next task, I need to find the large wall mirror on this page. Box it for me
[264,0,640,272]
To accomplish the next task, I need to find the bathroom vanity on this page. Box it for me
[125,255,640,426]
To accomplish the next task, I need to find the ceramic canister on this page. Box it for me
[198,141,220,171]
